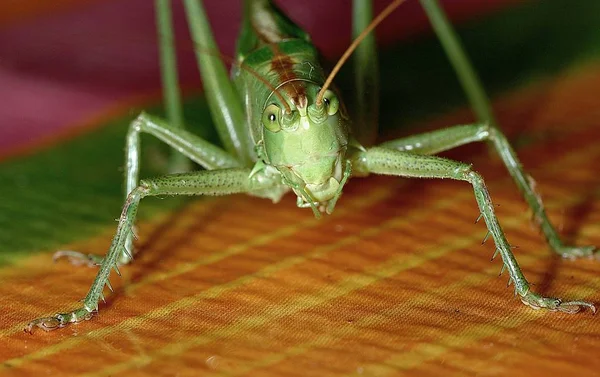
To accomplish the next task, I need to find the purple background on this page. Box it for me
[0,0,524,155]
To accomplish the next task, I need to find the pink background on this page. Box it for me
[0,0,524,155]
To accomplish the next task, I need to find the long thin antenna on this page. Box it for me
[316,0,408,106]
[239,61,292,113]
[192,44,292,113]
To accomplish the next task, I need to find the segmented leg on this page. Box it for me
[183,0,254,165]
[351,146,596,313]
[352,0,379,146]
[26,168,282,332]
[380,123,489,155]
[155,0,188,173]
[381,123,597,258]
[417,2,592,257]
[419,0,497,131]
[54,112,243,266]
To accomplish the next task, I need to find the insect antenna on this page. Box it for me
[191,44,292,113]
[315,0,408,106]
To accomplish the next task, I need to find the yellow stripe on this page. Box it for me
[86,199,600,377]
[83,143,600,376]
[0,185,392,335]
[208,241,599,377]
[361,284,599,375]
[4,127,598,370]
[122,186,392,293]
[3,188,449,369]
[116,126,600,303]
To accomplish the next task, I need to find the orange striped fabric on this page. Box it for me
[1,62,599,376]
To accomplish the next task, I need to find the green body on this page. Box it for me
[26,0,597,333]
[233,0,351,208]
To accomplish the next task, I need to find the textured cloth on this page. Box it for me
[1,1,599,376]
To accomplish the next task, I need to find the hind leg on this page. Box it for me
[381,123,597,258]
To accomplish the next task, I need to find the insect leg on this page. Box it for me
[183,0,254,165]
[415,1,595,257]
[26,168,281,333]
[381,123,489,155]
[352,0,379,146]
[124,112,242,198]
[381,123,597,258]
[419,0,496,127]
[55,112,242,267]
[352,146,596,313]
[155,0,188,173]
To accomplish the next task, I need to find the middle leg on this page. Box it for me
[55,112,242,267]
[352,146,595,313]
[380,123,597,258]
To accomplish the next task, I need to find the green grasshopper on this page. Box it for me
[26,0,596,333]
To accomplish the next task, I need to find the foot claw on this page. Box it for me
[25,308,94,334]
[53,250,103,267]
[521,291,596,314]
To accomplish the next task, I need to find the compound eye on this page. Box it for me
[322,90,339,116]
[262,104,282,133]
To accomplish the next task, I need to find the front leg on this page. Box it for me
[352,147,595,314]
[26,168,282,332]
[55,112,242,267]
[381,123,597,259]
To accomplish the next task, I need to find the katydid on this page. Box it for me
[26,0,596,333]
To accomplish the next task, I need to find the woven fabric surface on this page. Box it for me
[1,1,599,376]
